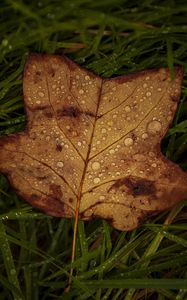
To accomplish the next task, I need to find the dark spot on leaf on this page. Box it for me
[57,106,95,119]
[137,210,161,226]
[85,110,95,118]
[30,194,38,200]
[48,68,55,77]
[109,176,156,197]
[49,184,63,201]
[131,132,137,141]
[44,111,53,118]
[34,105,50,111]
[56,144,62,152]
[170,95,179,102]
[58,106,81,118]
[44,197,65,215]
[34,70,43,83]
[36,175,48,180]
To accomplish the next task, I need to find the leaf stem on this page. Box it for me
[65,79,103,292]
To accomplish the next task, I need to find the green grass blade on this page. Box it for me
[81,279,187,289]
[0,220,23,300]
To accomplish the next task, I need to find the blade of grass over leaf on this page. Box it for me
[166,38,175,79]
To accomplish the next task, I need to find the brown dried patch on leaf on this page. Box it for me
[0,54,187,231]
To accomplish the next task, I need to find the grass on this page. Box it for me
[0,0,187,299]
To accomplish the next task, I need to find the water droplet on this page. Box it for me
[77,142,82,146]
[143,83,147,88]
[147,120,162,134]
[124,105,131,112]
[2,39,8,47]
[38,91,45,97]
[101,128,107,134]
[158,87,162,92]
[142,133,148,139]
[145,76,150,80]
[124,137,134,146]
[99,195,105,200]
[109,149,115,154]
[10,269,16,275]
[36,100,41,104]
[85,75,90,80]
[72,131,78,137]
[79,89,84,94]
[57,161,64,168]
[149,151,155,157]
[146,91,152,97]
[151,163,157,168]
[107,121,113,126]
[91,162,101,170]
[93,177,100,184]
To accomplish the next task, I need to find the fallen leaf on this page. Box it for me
[0,54,187,231]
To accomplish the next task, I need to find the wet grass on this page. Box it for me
[0,0,187,299]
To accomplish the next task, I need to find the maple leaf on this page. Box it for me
[0,54,187,231]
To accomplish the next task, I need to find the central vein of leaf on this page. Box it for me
[70,78,103,277]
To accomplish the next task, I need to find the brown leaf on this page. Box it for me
[0,54,187,231]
